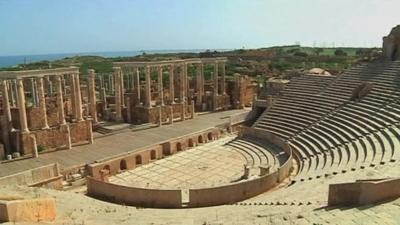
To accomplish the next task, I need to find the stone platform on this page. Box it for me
[0,109,249,178]
[109,135,245,189]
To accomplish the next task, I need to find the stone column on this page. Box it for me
[120,70,125,107]
[214,62,219,95]
[55,76,66,125]
[180,102,185,121]
[88,69,98,123]
[70,74,76,119]
[169,106,173,124]
[110,74,114,93]
[36,77,49,129]
[99,76,104,90]
[1,81,12,130]
[130,69,135,92]
[101,87,107,111]
[213,62,219,111]
[169,65,175,104]
[184,63,188,101]
[135,67,141,105]
[113,67,123,121]
[16,78,29,133]
[30,78,36,106]
[1,81,12,152]
[158,106,162,127]
[74,73,83,121]
[61,76,67,96]
[48,77,53,97]
[190,100,195,119]
[144,66,152,108]
[158,66,164,106]
[221,62,226,95]
[45,76,53,97]
[34,79,39,107]
[8,80,15,107]
[180,64,185,103]
[126,96,132,123]
[196,63,203,105]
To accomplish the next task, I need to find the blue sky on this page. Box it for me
[0,0,400,56]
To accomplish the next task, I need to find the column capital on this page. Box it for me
[88,69,95,76]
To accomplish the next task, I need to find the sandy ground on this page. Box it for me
[2,161,400,225]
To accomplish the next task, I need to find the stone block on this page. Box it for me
[0,198,56,222]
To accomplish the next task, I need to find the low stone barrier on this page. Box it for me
[0,163,63,189]
[87,177,182,208]
[328,178,400,206]
[86,127,294,208]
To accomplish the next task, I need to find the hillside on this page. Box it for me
[0,46,381,79]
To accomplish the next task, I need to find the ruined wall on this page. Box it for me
[243,76,257,107]
[26,107,44,130]
[46,106,59,127]
[69,120,91,144]
[20,132,35,156]
[33,125,69,150]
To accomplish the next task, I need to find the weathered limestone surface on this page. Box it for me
[0,198,56,223]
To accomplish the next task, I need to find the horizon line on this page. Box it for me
[0,44,382,58]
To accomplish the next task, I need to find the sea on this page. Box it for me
[0,49,223,69]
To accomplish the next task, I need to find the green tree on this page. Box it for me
[334,49,347,56]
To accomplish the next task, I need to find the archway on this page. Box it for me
[120,160,127,171]
[176,142,183,151]
[198,135,204,144]
[135,155,142,165]
[150,150,156,160]
[188,139,194,148]
[207,132,213,141]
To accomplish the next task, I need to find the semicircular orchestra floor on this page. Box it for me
[108,134,279,189]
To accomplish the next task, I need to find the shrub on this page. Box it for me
[294,51,308,57]
[334,49,348,56]
[37,145,46,153]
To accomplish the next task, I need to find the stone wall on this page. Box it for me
[328,178,400,206]
[46,105,59,127]
[131,103,187,124]
[34,125,69,150]
[188,172,279,207]
[87,145,162,179]
[69,120,91,144]
[10,108,20,130]
[26,107,44,130]
[87,177,182,208]
[0,163,62,189]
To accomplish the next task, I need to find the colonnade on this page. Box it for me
[0,67,85,138]
[113,57,227,112]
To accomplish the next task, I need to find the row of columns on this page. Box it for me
[112,61,226,110]
[0,73,83,134]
